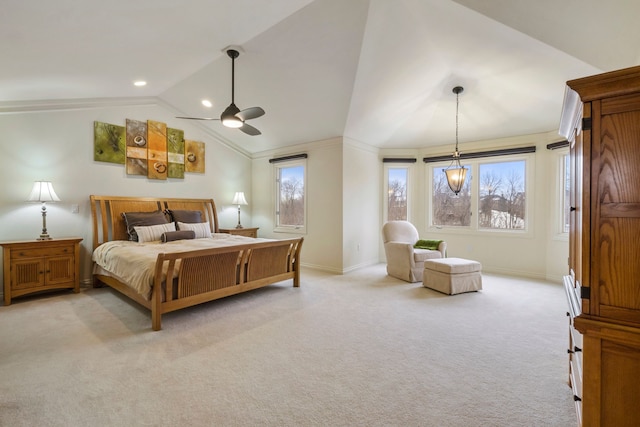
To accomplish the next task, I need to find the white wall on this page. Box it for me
[0,98,251,286]
[342,139,380,271]
[380,131,569,282]
[252,137,345,272]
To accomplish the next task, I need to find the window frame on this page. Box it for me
[274,158,307,234]
[383,163,411,222]
[427,153,535,237]
[430,160,473,229]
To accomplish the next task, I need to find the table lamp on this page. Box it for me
[27,181,60,240]
[232,192,248,229]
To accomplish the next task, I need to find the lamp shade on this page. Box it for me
[232,192,248,205]
[444,164,468,195]
[27,181,61,202]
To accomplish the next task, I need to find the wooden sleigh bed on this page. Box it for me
[90,195,303,330]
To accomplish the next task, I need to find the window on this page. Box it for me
[432,165,471,227]
[429,155,532,233]
[478,160,526,230]
[275,160,306,232]
[386,167,409,221]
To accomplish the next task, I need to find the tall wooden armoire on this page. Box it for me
[560,66,640,427]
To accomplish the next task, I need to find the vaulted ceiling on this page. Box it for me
[2,0,639,155]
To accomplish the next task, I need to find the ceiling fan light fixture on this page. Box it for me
[222,116,243,128]
[443,85,469,195]
[221,103,243,128]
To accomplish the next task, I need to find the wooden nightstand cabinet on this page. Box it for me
[1,237,82,305]
[219,227,259,238]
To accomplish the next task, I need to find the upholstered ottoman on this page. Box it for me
[423,258,482,295]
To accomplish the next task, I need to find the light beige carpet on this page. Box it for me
[0,264,575,426]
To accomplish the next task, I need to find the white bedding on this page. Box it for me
[92,233,266,300]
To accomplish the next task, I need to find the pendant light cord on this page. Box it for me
[452,86,464,154]
[231,56,235,104]
[455,90,459,152]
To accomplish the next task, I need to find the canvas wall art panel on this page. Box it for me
[185,140,205,173]
[147,120,168,180]
[167,127,185,179]
[94,121,125,164]
[125,119,148,175]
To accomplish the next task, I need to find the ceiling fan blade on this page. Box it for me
[239,123,261,136]
[176,116,219,121]
[236,106,265,121]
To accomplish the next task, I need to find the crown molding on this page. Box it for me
[0,97,161,114]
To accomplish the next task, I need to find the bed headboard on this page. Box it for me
[90,195,219,249]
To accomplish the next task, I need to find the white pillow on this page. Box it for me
[134,222,176,243]
[177,221,212,239]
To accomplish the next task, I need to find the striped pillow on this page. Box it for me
[177,221,212,239]
[134,222,176,243]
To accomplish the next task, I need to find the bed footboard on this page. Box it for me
[150,237,303,330]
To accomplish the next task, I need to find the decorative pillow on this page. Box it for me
[122,210,169,241]
[414,239,443,250]
[134,223,176,243]
[177,221,212,239]
[161,230,196,243]
[166,209,203,224]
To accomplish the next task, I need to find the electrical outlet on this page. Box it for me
[71,204,79,214]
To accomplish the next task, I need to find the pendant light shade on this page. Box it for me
[443,86,468,195]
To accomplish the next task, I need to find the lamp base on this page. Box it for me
[38,205,53,240]
[235,205,244,229]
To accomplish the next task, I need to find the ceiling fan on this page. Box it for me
[177,48,265,136]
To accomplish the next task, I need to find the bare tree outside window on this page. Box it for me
[387,168,408,220]
[432,167,471,226]
[277,165,305,227]
[430,158,529,232]
[479,161,525,230]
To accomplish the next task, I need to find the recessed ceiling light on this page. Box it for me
[134,81,147,87]
[201,99,213,108]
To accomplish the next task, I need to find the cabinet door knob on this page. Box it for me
[567,349,574,354]
[574,346,582,352]
[573,395,582,402]
[570,206,576,211]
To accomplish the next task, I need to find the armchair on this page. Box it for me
[382,221,446,283]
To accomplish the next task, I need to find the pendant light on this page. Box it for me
[443,86,468,195]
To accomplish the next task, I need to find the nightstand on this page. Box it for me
[1,237,82,305]
[219,227,259,238]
